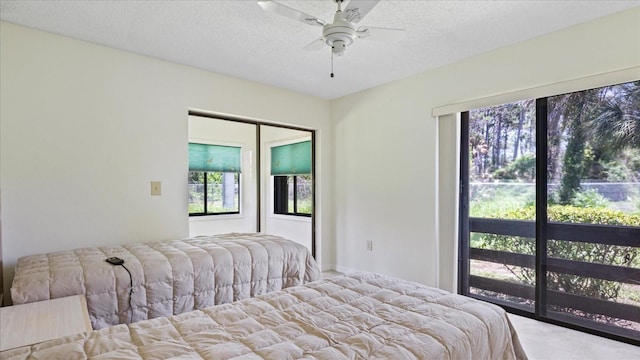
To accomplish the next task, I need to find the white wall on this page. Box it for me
[188,116,258,236]
[2,7,638,300]
[0,21,332,301]
[332,8,640,287]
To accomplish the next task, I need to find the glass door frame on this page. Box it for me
[458,98,640,346]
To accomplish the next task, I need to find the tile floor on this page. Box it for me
[321,271,639,359]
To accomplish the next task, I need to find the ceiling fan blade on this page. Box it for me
[343,0,380,23]
[304,38,326,51]
[258,0,326,26]
[357,26,406,41]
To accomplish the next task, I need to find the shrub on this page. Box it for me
[478,205,640,300]
[570,189,609,209]
[492,154,536,181]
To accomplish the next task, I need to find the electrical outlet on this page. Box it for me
[151,181,161,196]
[367,240,373,251]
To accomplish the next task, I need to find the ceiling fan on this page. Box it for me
[257,0,406,58]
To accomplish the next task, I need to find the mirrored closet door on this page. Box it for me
[187,113,315,256]
[260,126,313,253]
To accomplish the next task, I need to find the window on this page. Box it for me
[459,81,640,344]
[274,175,312,216]
[188,143,241,215]
[271,140,312,216]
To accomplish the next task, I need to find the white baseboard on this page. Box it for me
[323,264,372,275]
[334,265,361,274]
[320,263,335,272]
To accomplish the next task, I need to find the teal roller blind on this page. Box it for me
[271,140,311,175]
[189,143,241,172]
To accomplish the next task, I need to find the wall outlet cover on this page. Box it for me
[151,181,161,196]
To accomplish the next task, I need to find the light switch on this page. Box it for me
[151,181,161,196]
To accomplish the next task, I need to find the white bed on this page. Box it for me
[10,233,320,329]
[2,272,528,359]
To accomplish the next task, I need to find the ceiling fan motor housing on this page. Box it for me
[323,12,355,56]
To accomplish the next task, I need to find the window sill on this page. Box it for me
[189,214,244,222]
[269,214,312,223]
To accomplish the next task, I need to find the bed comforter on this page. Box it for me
[2,273,528,360]
[10,233,320,329]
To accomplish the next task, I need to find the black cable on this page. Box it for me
[119,264,134,324]
[105,257,134,324]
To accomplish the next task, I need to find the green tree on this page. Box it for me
[548,82,640,203]
[588,81,640,153]
[554,91,595,203]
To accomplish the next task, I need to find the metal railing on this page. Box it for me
[468,217,640,339]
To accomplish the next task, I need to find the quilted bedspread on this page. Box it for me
[2,273,528,360]
[10,233,320,329]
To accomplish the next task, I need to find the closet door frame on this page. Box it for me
[188,110,316,258]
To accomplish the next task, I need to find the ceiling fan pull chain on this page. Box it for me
[330,50,335,78]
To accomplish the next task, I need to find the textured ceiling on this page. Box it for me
[1,0,638,99]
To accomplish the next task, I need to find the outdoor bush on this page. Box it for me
[492,154,536,181]
[570,189,610,209]
[477,205,640,300]
[604,161,631,182]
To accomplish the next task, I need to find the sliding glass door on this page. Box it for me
[543,86,640,340]
[459,81,640,344]
[460,100,537,313]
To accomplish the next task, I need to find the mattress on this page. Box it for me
[10,232,320,329]
[2,273,528,360]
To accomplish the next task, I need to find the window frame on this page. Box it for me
[273,175,312,217]
[188,170,241,216]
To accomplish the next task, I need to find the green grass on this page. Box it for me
[189,203,204,213]
[470,185,535,218]
[291,199,312,214]
[188,201,238,214]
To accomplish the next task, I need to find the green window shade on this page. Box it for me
[189,143,241,172]
[271,140,311,175]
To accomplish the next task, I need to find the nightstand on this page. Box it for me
[0,295,92,351]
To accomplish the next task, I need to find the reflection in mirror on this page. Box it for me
[187,114,315,257]
[188,116,257,236]
[261,126,313,253]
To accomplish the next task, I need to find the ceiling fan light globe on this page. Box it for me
[332,40,347,56]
